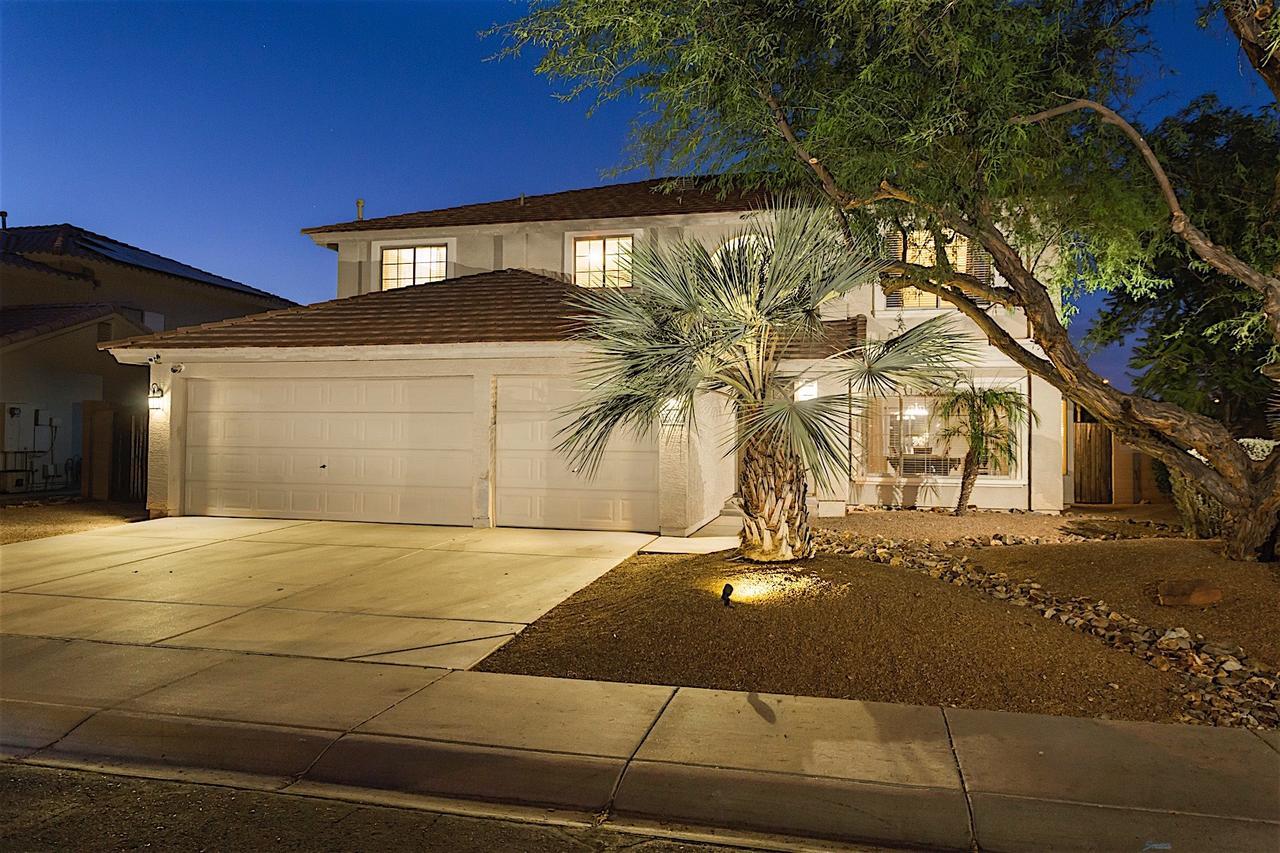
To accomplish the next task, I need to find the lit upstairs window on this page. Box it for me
[574,235,632,287]
[381,245,447,289]
[884,230,993,310]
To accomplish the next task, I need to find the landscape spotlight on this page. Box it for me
[721,583,733,607]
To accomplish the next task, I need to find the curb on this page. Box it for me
[4,694,1278,852]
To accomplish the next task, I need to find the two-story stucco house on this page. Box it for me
[105,178,1073,533]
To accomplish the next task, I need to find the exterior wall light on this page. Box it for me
[794,381,819,401]
[148,382,166,410]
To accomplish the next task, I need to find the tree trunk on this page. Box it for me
[1222,482,1280,561]
[738,433,814,562]
[954,450,978,516]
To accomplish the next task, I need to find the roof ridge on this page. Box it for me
[1,301,120,311]
[3,222,291,303]
[299,175,746,234]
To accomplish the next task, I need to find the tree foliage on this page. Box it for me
[1086,97,1277,434]
[497,0,1280,559]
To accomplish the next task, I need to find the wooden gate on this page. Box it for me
[1074,422,1113,504]
[109,409,148,502]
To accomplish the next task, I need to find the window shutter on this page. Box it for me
[962,242,994,308]
[883,230,905,308]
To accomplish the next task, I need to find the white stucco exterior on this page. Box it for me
[117,192,1074,534]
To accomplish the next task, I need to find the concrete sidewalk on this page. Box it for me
[3,635,1276,852]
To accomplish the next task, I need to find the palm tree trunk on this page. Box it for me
[738,433,814,562]
[954,450,979,516]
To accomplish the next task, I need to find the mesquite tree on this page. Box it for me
[497,0,1280,560]
[557,205,968,562]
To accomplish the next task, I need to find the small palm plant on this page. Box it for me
[558,204,971,561]
[936,381,1035,516]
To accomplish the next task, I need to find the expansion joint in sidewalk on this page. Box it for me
[595,685,679,827]
[940,707,979,853]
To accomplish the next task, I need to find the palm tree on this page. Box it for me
[936,381,1035,516]
[558,204,971,561]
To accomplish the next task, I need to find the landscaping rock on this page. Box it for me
[1156,579,1223,607]
[810,527,1279,731]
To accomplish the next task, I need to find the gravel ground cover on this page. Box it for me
[479,549,1184,723]
[0,499,146,544]
[483,509,1278,728]
[970,538,1280,667]
[817,505,1181,544]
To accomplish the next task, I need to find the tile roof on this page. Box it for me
[102,267,869,356]
[0,224,292,304]
[1,303,123,348]
[302,177,769,234]
[0,251,94,281]
[103,269,586,350]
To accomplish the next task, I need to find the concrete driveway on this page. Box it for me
[0,517,653,669]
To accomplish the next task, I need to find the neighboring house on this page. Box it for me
[106,178,1074,534]
[1,223,294,497]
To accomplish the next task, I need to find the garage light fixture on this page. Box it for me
[148,382,166,410]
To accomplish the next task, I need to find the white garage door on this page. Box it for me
[184,376,473,525]
[496,376,659,532]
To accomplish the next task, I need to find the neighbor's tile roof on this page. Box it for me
[1,303,121,348]
[102,266,868,355]
[302,177,769,234]
[103,269,586,350]
[0,251,94,281]
[0,224,292,304]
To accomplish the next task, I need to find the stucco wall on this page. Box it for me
[1,319,147,482]
[321,212,748,299]
[305,207,1072,515]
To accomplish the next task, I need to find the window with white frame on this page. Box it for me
[573,235,632,287]
[883,229,993,310]
[867,396,1013,478]
[381,245,447,289]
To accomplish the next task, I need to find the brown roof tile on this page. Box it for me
[102,267,868,357]
[2,303,123,348]
[103,269,586,350]
[302,177,768,234]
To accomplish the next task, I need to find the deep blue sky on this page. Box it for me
[1,0,1270,388]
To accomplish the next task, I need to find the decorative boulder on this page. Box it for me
[1155,579,1223,607]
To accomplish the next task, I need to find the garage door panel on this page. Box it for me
[186,483,473,525]
[497,412,652,454]
[183,376,474,525]
[188,448,472,488]
[498,451,659,492]
[188,377,473,414]
[188,412,472,450]
[497,491,658,531]
[496,376,659,532]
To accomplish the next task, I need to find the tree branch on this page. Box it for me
[1221,0,1280,101]
[760,87,851,207]
[1013,97,1280,344]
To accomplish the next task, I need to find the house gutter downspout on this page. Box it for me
[1026,369,1034,512]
